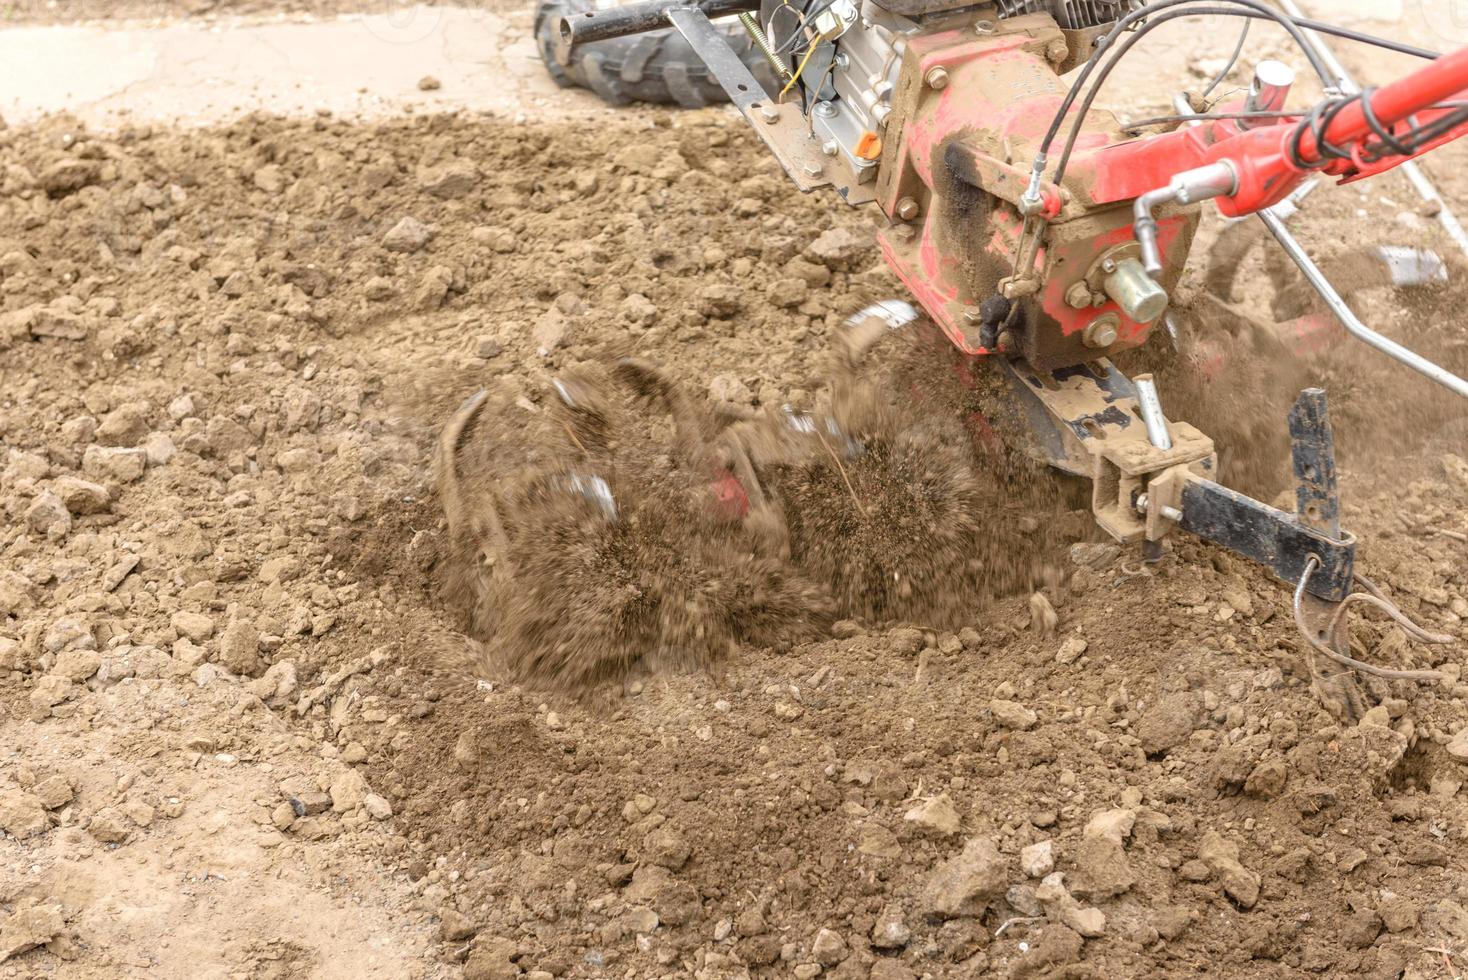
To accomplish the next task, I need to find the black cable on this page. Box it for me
[1052,4,1340,184]
[774,0,834,55]
[1119,108,1297,130]
[1122,101,1468,133]
[1374,105,1468,155]
[1038,0,1335,169]
[1290,15,1439,61]
[1203,19,1250,99]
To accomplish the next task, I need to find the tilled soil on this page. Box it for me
[4,18,1468,980]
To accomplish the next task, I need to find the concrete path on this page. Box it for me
[0,5,608,127]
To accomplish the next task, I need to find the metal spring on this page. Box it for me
[738,11,793,84]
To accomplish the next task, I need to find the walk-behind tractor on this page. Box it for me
[451,0,1468,693]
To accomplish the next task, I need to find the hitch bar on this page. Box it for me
[552,0,758,60]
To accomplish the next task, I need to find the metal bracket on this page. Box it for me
[663,6,876,204]
[999,361,1359,599]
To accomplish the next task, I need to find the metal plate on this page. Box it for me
[1178,480,1355,601]
[663,6,876,205]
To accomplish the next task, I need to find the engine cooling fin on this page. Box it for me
[995,0,1124,29]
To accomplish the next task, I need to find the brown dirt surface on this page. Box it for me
[5,9,1468,980]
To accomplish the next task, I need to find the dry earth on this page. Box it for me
[3,4,1468,980]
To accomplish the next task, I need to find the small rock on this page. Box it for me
[363,790,393,818]
[805,227,871,271]
[417,75,442,91]
[24,492,71,538]
[419,161,478,199]
[462,938,517,980]
[990,698,1037,731]
[170,611,215,643]
[271,802,296,831]
[1063,906,1106,938]
[167,394,195,419]
[870,906,909,949]
[218,618,263,677]
[32,776,73,810]
[364,276,396,301]
[1136,693,1199,756]
[329,768,369,813]
[903,794,961,836]
[122,800,154,828]
[53,477,110,515]
[89,806,130,843]
[383,216,431,254]
[1083,808,1136,847]
[52,648,100,682]
[810,928,848,965]
[920,835,1007,918]
[868,961,916,980]
[1198,831,1260,909]
[735,908,766,937]
[1378,894,1420,933]
[0,903,64,961]
[1244,757,1288,798]
[142,432,176,466]
[82,445,146,483]
[97,404,150,446]
[1055,636,1088,664]
[440,908,479,942]
[1021,840,1054,878]
[0,791,49,838]
[857,823,901,858]
[644,826,691,869]
[1069,835,1135,900]
[453,730,478,769]
[1177,859,1211,882]
[30,675,75,709]
[40,159,101,196]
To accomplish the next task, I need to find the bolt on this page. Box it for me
[821,139,839,157]
[896,197,920,221]
[1064,282,1093,309]
[1082,313,1119,349]
[803,161,823,177]
[1101,257,1117,274]
[925,66,950,90]
[814,100,837,117]
[1045,38,1068,65]
[1136,493,1149,515]
[760,106,780,123]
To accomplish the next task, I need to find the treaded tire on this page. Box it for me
[535,0,778,107]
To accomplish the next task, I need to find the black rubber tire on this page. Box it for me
[534,0,778,108]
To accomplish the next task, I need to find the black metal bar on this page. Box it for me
[664,6,767,112]
[1178,479,1355,601]
[1286,387,1342,539]
[556,0,758,51]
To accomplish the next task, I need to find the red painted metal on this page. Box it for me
[1079,43,1468,217]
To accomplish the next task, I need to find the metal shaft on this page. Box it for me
[1132,373,1172,450]
[1276,0,1468,258]
[1260,209,1468,400]
[556,0,757,47]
